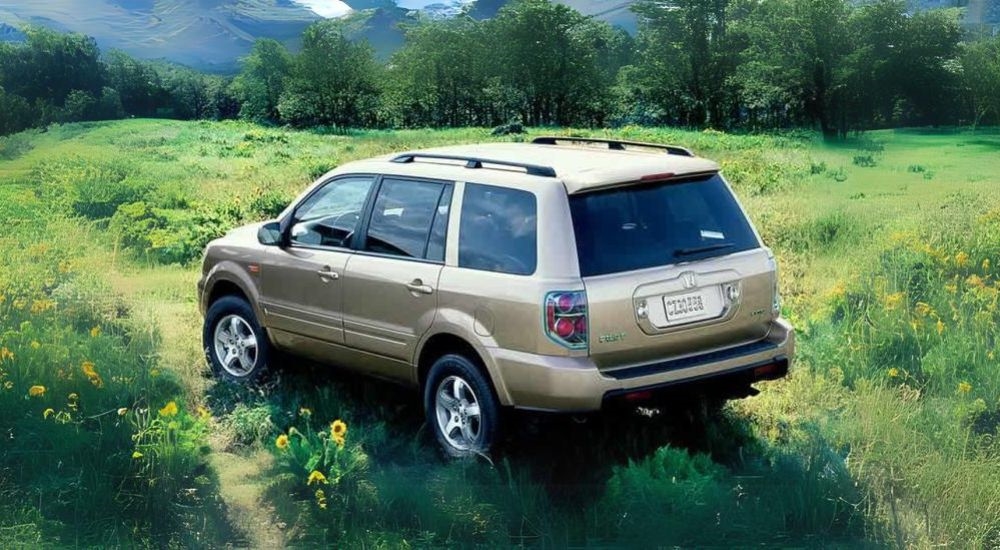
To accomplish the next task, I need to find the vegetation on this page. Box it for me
[3,0,1000,136]
[0,119,998,546]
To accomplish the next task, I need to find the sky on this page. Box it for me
[289,0,353,18]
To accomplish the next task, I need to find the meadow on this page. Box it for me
[0,119,998,547]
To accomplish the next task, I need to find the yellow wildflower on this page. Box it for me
[955,251,969,268]
[307,470,328,485]
[884,292,904,310]
[30,299,55,314]
[275,434,290,450]
[28,385,46,397]
[331,419,347,448]
[30,341,40,350]
[0,347,13,362]
[330,419,347,438]
[43,408,55,419]
[299,407,312,417]
[90,326,101,338]
[158,401,179,417]
[132,451,144,459]
[829,282,846,300]
[315,489,327,510]
[966,274,985,288]
[936,319,945,335]
[914,302,933,317]
[888,368,900,378]
[983,259,991,272]
[958,381,972,394]
[81,361,103,389]
[117,407,128,416]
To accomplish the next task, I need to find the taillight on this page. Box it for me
[767,254,781,316]
[544,291,588,350]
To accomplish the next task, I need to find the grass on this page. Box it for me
[0,119,998,546]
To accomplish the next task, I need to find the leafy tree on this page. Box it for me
[279,21,384,127]
[232,39,293,123]
[959,35,1000,129]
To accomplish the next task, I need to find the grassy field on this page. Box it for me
[1,120,999,547]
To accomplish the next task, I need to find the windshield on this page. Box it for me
[569,174,760,277]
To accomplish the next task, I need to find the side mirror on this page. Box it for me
[257,221,284,247]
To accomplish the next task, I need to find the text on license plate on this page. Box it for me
[664,291,708,321]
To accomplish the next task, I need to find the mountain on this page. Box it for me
[0,0,996,73]
[0,0,321,72]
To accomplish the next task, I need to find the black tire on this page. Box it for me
[203,295,271,384]
[424,354,501,458]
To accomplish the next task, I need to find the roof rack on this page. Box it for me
[391,153,557,177]
[531,136,694,157]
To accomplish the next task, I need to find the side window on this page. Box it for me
[291,176,375,248]
[426,185,453,262]
[364,178,448,260]
[459,184,537,275]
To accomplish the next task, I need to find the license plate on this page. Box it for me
[662,287,725,325]
[664,291,708,321]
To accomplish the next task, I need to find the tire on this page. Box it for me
[424,354,501,458]
[203,295,271,384]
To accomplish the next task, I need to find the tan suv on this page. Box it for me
[198,136,794,456]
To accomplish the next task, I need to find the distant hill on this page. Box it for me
[0,0,996,73]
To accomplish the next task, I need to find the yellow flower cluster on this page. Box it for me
[30,299,55,314]
[90,326,101,338]
[331,419,347,448]
[315,489,327,510]
[81,361,103,388]
[28,385,46,397]
[888,368,900,378]
[958,381,972,394]
[307,470,328,485]
[0,347,13,362]
[276,434,290,449]
[884,292,904,310]
[159,401,179,417]
[954,251,970,268]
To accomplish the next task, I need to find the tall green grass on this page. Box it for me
[1,120,999,546]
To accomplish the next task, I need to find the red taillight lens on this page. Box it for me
[544,291,588,350]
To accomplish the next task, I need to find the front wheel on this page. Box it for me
[203,295,271,383]
[424,354,500,458]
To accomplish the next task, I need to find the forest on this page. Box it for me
[1,0,999,137]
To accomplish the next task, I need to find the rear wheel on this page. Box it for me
[203,296,271,383]
[424,354,500,457]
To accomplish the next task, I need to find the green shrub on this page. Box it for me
[852,154,877,167]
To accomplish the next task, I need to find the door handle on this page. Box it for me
[405,279,434,295]
[316,267,339,280]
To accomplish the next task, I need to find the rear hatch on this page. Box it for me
[569,173,777,372]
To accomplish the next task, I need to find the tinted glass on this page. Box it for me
[459,183,537,275]
[291,176,375,248]
[570,175,759,277]
[364,178,444,259]
[426,185,454,262]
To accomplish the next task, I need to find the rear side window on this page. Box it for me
[364,178,449,260]
[459,183,537,275]
[570,174,759,277]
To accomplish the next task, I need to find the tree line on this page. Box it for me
[1,0,999,138]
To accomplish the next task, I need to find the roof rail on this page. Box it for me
[531,136,694,157]
[391,153,557,177]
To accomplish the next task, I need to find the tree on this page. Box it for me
[232,39,293,123]
[279,21,384,128]
[959,35,1000,129]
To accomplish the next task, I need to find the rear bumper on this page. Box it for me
[490,317,794,412]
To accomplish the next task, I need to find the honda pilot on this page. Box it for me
[198,136,795,456]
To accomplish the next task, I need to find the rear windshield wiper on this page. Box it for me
[674,243,734,257]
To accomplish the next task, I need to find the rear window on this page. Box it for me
[569,174,759,277]
[459,183,537,275]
